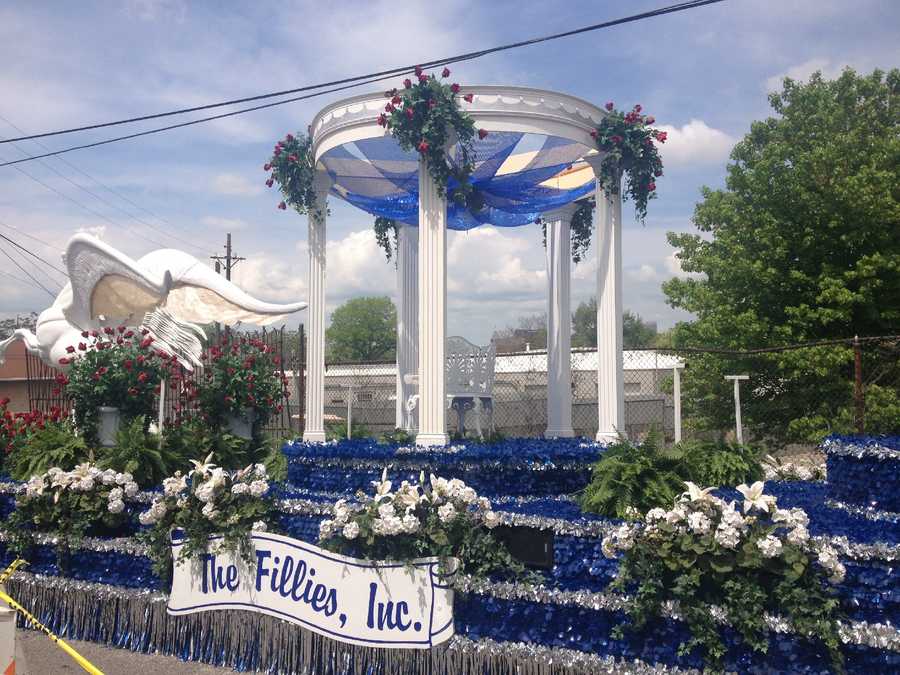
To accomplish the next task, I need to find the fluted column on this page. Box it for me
[302,172,332,443]
[415,166,448,447]
[544,204,578,438]
[586,157,624,442]
[395,224,419,431]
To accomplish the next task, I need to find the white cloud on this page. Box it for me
[628,264,658,283]
[664,251,703,279]
[210,173,263,197]
[764,58,842,93]
[201,216,249,231]
[656,120,735,167]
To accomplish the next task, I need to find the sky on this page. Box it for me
[1,0,897,342]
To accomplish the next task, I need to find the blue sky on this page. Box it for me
[1,0,897,342]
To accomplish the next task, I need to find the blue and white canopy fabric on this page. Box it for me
[320,132,594,230]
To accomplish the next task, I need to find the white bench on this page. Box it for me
[405,336,496,437]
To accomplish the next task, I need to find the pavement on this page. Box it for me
[16,629,234,674]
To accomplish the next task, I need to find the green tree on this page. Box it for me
[663,68,900,443]
[326,296,397,363]
[571,299,657,349]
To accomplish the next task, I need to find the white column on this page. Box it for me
[302,172,331,443]
[415,165,449,447]
[544,204,578,438]
[586,159,624,443]
[395,224,419,431]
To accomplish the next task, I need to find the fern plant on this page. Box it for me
[680,440,764,488]
[95,419,181,488]
[579,432,687,518]
[6,421,88,480]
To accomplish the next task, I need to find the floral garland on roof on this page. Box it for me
[591,102,665,222]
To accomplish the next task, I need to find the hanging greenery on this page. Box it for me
[378,66,484,206]
[264,132,323,216]
[538,200,594,264]
[591,102,665,221]
[374,217,399,261]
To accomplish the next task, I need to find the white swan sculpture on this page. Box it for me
[0,233,307,370]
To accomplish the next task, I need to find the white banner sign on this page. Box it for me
[166,531,455,649]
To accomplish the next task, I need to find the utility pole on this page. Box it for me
[210,233,246,281]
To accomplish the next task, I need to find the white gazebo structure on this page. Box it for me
[305,86,623,447]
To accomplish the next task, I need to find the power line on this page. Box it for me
[3,240,64,291]
[0,267,46,293]
[0,152,173,250]
[0,243,57,298]
[0,114,218,253]
[0,229,67,277]
[0,0,726,165]
[0,221,64,254]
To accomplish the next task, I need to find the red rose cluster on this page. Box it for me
[0,399,65,454]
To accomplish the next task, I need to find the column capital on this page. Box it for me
[581,151,609,177]
[542,202,580,224]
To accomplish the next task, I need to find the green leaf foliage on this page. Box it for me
[663,68,900,444]
[325,296,397,363]
[580,433,764,518]
[6,420,87,481]
[95,418,182,488]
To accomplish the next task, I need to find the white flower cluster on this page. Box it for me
[320,470,501,544]
[138,455,270,526]
[24,463,137,516]
[601,480,846,584]
[763,455,826,482]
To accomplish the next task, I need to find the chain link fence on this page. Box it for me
[315,337,900,461]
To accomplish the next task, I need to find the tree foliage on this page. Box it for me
[326,296,397,363]
[571,299,658,349]
[663,68,900,443]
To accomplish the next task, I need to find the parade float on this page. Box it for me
[0,71,897,674]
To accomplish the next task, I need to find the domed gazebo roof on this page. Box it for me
[310,86,605,230]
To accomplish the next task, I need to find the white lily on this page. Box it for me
[737,481,771,513]
[683,481,716,503]
[371,468,392,500]
[189,452,216,478]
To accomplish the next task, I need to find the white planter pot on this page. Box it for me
[98,406,121,447]
[225,409,255,440]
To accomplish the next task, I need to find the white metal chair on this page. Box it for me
[405,336,496,437]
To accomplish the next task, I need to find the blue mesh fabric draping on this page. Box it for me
[319,133,593,230]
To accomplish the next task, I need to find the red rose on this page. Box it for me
[605,101,614,111]
[91,330,99,337]
[391,95,401,105]
[377,113,387,126]
[656,131,667,143]
[590,130,598,139]
[450,83,460,93]
[463,93,473,103]
[264,163,270,171]
[104,326,114,335]
[441,67,451,78]
[611,135,623,144]
[116,337,124,345]
[65,345,75,353]
[417,140,429,153]
[81,331,89,338]
[385,103,394,113]
[224,395,234,405]
[418,74,428,83]
[141,328,149,335]
[645,116,655,124]
[58,357,71,365]
[278,201,287,210]
[287,154,297,162]
[414,65,423,76]
[127,387,138,396]
[403,78,412,89]
[286,133,294,142]
[123,359,133,370]
[405,107,414,119]
[654,169,663,177]
[648,182,656,191]
[634,104,642,113]
[140,336,154,348]
[1,398,10,407]
[266,178,274,188]
[478,128,489,139]
[124,330,134,338]
[137,372,148,383]
[273,147,281,156]
[137,355,145,364]
[98,367,108,375]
